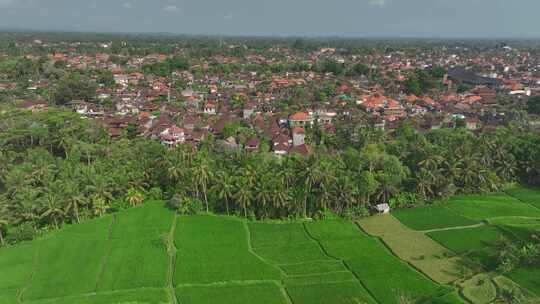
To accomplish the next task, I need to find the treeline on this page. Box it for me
[1,108,540,245]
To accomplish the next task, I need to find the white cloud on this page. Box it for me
[163,5,179,12]
[368,0,387,7]
[122,2,133,9]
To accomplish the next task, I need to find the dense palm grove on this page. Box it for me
[1,107,540,245]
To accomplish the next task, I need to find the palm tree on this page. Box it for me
[234,177,252,218]
[193,159,213,212]
[126,188,144,207]
[212,171,233,215]
[62,180,85,223]
[40,193,66,230]
[85,175,113,203]
[91,195,110,217]
[13,188,40,228]
[256,175,273,217]
[0,218,7,246]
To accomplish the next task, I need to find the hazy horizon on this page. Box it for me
[0,0,538,39]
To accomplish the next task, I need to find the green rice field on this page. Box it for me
[1,189,540,303]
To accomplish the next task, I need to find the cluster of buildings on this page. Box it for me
[4,39,540,156]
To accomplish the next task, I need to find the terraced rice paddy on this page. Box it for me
[427,225,507,254]
[505,186,540,209]
[249,221,377,304]
[1,189,540,303]
[305,219,446,303]
[445,193,540,220]
[358,215,477,284]
[393,205,479,231]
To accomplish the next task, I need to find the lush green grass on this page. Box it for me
[464,248,499,271]
[111,202,174,240]
[507,266,540,296]
[177,282,288,304]
[283,271,356,286]
[287,281,377,304]
[445,193,540,220]
[27,288,170,304]
[358,215,474,284]
[253,242,331,264]
[306,220,443,304]
[0,242,38,291]
[6,194,540,303]
[490,217,540,242]
[506,186,540,209]
[98,203,172,291]
[427,225,507,254]
[280,260,346,276]
[303,219,367,240]
[393,205,478,231]
[249,222,315,247]
[249,222,331,264]
[251,221,379,304]
[0,289,19,304]
[175,215,281,284]
[97,238,169,291]
[24,223,110,301]
[459,274,497,304]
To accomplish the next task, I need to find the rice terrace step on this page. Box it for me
[1,189,540,304]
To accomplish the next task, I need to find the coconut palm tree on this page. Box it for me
[126,188,144,207]
[212,171,233,215]
[234,177,252,218]
[193,159,213,212]
[91,195,110,217]
[40,193,66,230]
[0,218,7,246]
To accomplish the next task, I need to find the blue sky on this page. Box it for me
[0,0,537,38]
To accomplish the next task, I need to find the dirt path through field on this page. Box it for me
[421,222,486,233]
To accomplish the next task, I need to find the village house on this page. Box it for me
[272,133,291,156]
[289,112,314,127]
[159,126,185,148]
[203,101,217,115]
[292,127,306,147]
[245,137,261,153]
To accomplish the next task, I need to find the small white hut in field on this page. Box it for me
[375,203,390,214]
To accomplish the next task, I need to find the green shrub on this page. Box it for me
[168,194,202,215]
[6,222,35,243]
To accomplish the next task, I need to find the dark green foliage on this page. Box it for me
[404,68,439,95]
[456,83,473,94]
[0,57,37,82]
[0,105,539,246]
[95,69,115,87]
[51,73,97,105]
[508,267,540,296]
[527,96,540,115]
[142,56,189,76]
[168,194,202,215]
[316,59,344,75]
[347,63,370,76]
